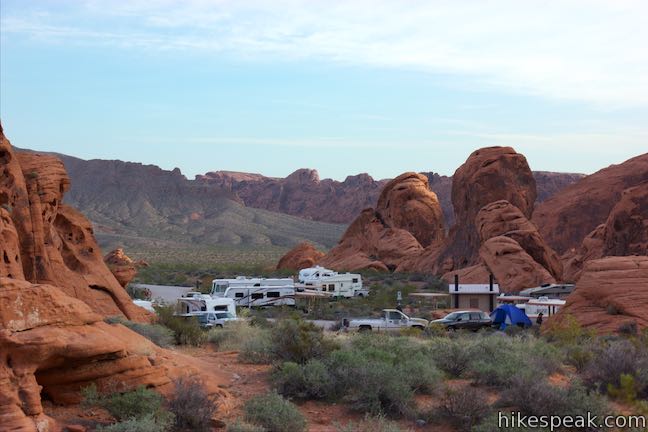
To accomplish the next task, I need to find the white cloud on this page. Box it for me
[2,0,648,107]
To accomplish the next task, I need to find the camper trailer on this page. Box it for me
[299,266,366,298]
[221,285,296,307]
[211,276,294,296]
[176,292,237,317]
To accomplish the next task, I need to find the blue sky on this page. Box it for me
[1,1,647,180]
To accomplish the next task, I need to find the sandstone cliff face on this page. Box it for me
[533,153,648,254]
[0,125,230,431]
[550,256,648,333]
[563,182,648,282]
[317,173,444,272]
[104,248,148,288]
[439,147,537,271]
[276,242,325,271]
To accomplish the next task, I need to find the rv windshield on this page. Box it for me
[212,282,228,295]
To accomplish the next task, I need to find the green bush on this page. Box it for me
[122,321,175,347]
[227,421,266,432]
[156,305,206,346]
[583,339,648,397]
[168,377,217,431]
[82,385,173,431]
[429,337,474,377]
[209,320,273,363]
[270,316,336,364]
[244,392,307,432]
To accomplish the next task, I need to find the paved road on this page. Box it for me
[130,283,192,303]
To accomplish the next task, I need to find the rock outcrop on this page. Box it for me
[549,256,648,333]
[318,173,444,271]
[562,182,648,282]
[533,153,648,254]
[476,200,562,280]
[318,209,424,272]
[438,147,537,271]
[104,248,148,288]
[479,236,556,293]
[0,125,230,431]
[276,242,325,271]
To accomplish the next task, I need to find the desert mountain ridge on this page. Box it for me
[18,148,585,255]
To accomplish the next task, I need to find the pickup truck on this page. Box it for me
[343,309,429,332]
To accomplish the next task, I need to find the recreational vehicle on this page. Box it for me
[299,266,367,298]
[176,292,237,317]
[210,276,294,296]
[220,285,296,307]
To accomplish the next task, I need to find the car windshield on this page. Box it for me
[197,315,210,323]
[445,312,462,321]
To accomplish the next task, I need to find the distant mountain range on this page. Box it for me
[19,148,584,256]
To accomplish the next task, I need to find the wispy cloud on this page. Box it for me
[2,0,648,107]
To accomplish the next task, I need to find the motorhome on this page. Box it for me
[299,266,366,298]
[176,292,237,317]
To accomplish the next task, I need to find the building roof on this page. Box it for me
[448,284,500,294]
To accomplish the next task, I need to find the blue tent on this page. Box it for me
[490,304,532,330]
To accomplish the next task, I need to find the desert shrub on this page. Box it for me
[227,421,265,432]
[156,305,206,346]
[562,344,593,372]
[209,320,273,364]
[270,317,336,364]
[503,374,609,422]
[436,386,490,431]
[467,336,560,386]
[123,321,175,347]
[96,413,173,432]
[583,339,648,397]
[82,385,173,431]
[543,314,595,346]
[168,377,217,432]
[429,338,474,377]
[82,385,167,422]
[243,392,307,432]
[336,414,405,432]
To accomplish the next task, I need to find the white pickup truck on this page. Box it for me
[343,309,429,332]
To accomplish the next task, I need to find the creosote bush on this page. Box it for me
[436,386,490,431]
[270,316,337,364]
[243,392,307,432]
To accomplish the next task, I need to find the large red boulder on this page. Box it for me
[476,200,562,279]
[276,242,325,271]
[104,248,148,288]
[549,256,648,333]
[438,147,537,271]
[479,236,556,292]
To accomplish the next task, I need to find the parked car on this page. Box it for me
[343,309,429,332]
[431,310,492,331]
[197,311,237,329]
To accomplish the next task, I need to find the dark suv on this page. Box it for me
[431,310,492,331]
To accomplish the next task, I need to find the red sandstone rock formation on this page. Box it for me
[533,153,648,254]
[438,147,537,271]
[318,173,444,271]
[0,125,230,430]
[276,242,325,271]
[549,256,648,333]
[479,236,556,293]
[104,248,148,288]
[563,182,648,282]
[476,200,562,279]
[318,209,424,271]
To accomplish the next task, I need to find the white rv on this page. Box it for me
[176,292,237,317]
[211,276,294,296]
[211,277,296,307]
[299,266,366,298]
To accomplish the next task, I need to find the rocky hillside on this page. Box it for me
[54,153,346,253]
